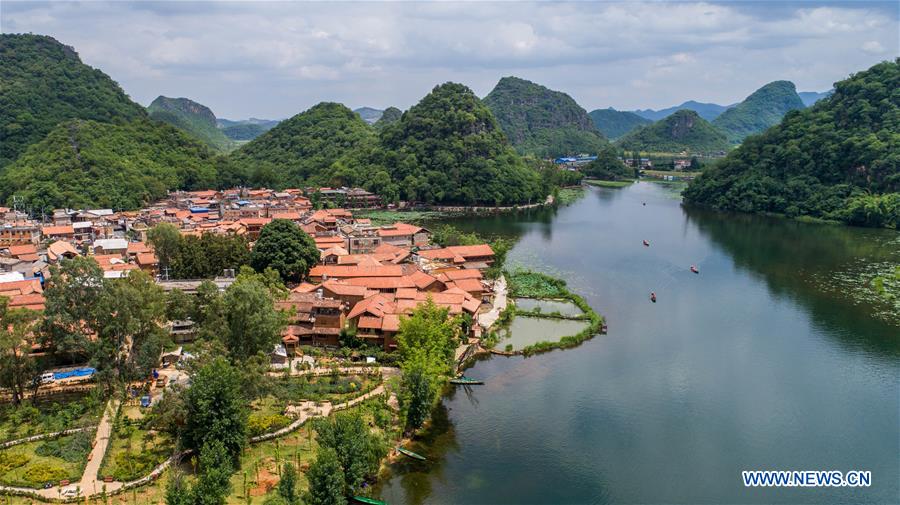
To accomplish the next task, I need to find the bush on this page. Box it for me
[22,463,68,485]
[34,432,93,463]
[0,452,30,473]
[247,414,291,437]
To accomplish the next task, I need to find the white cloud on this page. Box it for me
[861,40,887,54]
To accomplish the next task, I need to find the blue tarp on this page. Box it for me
[53,367,96,380]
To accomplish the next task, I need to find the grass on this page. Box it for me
[642,169,701,178]
[556,187,585,205]
[583,179,634,188]
[0,390,105,443]
[0,431,94,488]
[98,404,175,483]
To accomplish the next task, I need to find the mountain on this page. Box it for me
[617,110,729,153]
[228,102,376,187]
[0,119,218,210]
[798,90,833,107]
[217,118,280,141]
[147,96,234,152]
[684,60,899,228]
[712,81,805,143]
[482,76,608,158]
[588,108,652,140]
[379,82,545,205]
[354,107,383,124]
[374,106,401,128]
[0,34,147,167]
[632,101,732,122]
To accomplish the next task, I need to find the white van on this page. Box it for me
[40,373,55,384]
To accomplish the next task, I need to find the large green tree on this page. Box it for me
[40,257,105,362]
[250,219,319,283]
[314,413,386,494]
[0,299,41,405]
[217,268,285,361]
[304,448,347,505]
[183,357,248,463]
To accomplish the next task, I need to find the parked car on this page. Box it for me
[40,372,55,384]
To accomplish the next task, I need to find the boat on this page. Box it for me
[690,265,699,274]
[396,447,427,461]
[643,240,650,247]
[650,292,657,303]
[450,376,484,385]
[353,497,387,505]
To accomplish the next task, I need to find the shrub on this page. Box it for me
[23,463,68,485]
[247,414,291,437]
[0,452,30,473]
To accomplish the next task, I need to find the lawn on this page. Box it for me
[0,430,94,488]
[0,390,105,443]
[98,404,175,482]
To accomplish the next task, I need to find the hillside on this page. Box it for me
[632,101,731,122]
[148,96,234,152]
[684,59,900,228]
[229,102,376,187]
[617,110,729,153]
[379,82,545,205]
[0,119,218,210]
[0,34,147,167]
[354,107,383,124]
[482,76,607,157]
[374,106,401,128]
[712,81,805,143]
[217,118,279,141]
[588,108,652,140]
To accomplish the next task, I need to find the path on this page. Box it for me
[79,399,122,497]
[478,274,508,330]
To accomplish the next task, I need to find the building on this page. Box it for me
[277,291,346,351]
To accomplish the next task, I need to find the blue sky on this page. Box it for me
[2,1,898,119]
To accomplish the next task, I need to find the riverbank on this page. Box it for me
[584,179,633,188]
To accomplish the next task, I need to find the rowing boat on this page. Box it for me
[449,376,484,385]
[396,446,427,461]
[353,496,387,505]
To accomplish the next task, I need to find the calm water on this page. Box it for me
[381,182,900,504]
[501,316,589,351]
[514,298,584,317]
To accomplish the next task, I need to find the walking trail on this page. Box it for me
[477,274,508,330]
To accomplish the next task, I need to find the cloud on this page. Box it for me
[1,1,897,118]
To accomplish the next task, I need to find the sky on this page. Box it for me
[2,1,898,119]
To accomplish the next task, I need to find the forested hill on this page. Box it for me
[148,96,235,152]
[616,110,729,153]
[227,102,376,188]
[483,76,608,158]
[217,118,279,141]
[354,107,383,124]
[712,81,805,143]
[632,101,731,121]
[0,119,218,210]
[0,34,147,167]
[684,59,899,228]
[374,107,401,128]
[588,108,652,140]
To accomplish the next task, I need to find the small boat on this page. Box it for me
[450,376,484,385]
[690,265,699,274]
[397,447,427,461]
[643,240,650,247]
[642,202,646,206]
[650,292,657,303]
[353,497,387,505]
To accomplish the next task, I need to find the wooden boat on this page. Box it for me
[643,240,650,247]
[353,496,387,505]
[396,447,427,461]
[690,265,699,274]
[650,292,657,303]
[450,376,484,385]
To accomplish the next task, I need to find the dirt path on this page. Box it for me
[78,399,122,496]
[478,274,508,330]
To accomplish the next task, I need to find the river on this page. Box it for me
[378,181,900,505]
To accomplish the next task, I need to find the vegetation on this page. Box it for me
[582,144,633,181]
[353,107,383,124]
[588,108,652,140]
[1,119,219,210]
[250,219,320,283]
[100,405,174,482]
[0,298,41,405]
[0,391,104,443]
[631,100,731,122]
[148,224,251,279]
[312,413,386,495]
[0,34,147,168]
[148,96,235,152]
[483,76,608,157]
[684,59,899,228]
[216,268,286,362]
[584,179,633,188]
[712,81,805,144]
[373,106,401,128]
[617,110,729,153]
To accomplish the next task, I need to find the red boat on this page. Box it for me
[643,240,650,247]
[690,265,699,274]
[650,292,657,303]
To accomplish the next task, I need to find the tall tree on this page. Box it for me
[40,257,104,362]
[193,439,234,505]
[147,223,181,277]
[250,219,319,284]
[219,268,285,361]
[304,448,347,505]
[183,357,248,463]
[314,413,386,494]
[0,298,40,405]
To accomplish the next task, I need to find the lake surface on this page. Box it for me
[500,316,589,351]
[514,297,584,317]
[381,182,900,504]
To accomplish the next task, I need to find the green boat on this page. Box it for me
[353,496,386,505]
[449,376,484,385]
[396,446,427,461]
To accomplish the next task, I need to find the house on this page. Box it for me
[377,223,430,247]
[168,320,197,343]
[418,244,495,269]
[0,223,41,247]
[41,225,75,242]
[277,291,346,351]
[93,238,129,255]
[46,241,80,262]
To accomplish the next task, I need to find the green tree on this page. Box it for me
[40,257,104,362]
[277,463,298,504]
[314,413,386,494]
[165,472,193,505]
[304,448,347,505]
[399,356,434,431]
[166,288,195,322]
[183,357,248,463]
[218,268,285,361]
[147,223,182,277]
[0,299,40,405]
[193,439,234,505]
[250,219,320,283]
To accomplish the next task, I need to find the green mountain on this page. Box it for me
[0,34,147,167]
[148,96,235,152]
[482,76,608,157]
[354,107,383,124]
[1,119,218,210]
[712,81,806,143]
[684,60,899,228]
[588,108,652,140]
[374,106,401,128]
[217,118,279,141]
[632,101,732,122]
[228,102,376,187]
[379,82,545,205]
[798,90,833,107]
[617,110,729,153]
